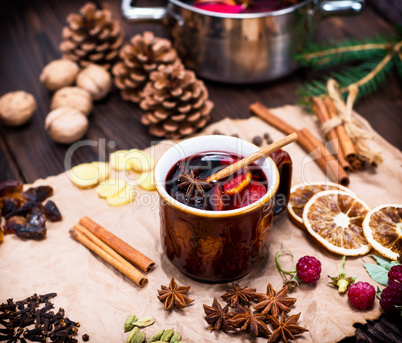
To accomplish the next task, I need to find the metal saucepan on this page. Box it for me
[122,0,365,83]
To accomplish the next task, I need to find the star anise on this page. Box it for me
[177,167,211,198]
[157,277,194,310]
[203,297,235,331]
[267,312,308,343]
[221,283,256,307]
[253,284,296,317]
[227,304,271,338]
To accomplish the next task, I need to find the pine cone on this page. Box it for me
[59,2,124,70]
[140,62,214,139]
[112,31,179,103]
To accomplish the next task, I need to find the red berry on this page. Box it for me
[380,282,402,313]
[347,282,376,310]
[388,265,402,285]
[296,256,321,284]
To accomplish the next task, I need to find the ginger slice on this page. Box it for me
[70,163,100,189]
[109,150,131,171]
[91,161,110,182]
[96,178,126,198]
[106,185,136,207]
[127,149,155,173]
[138,170,156,191]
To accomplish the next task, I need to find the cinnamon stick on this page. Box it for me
[324,97,357,162]
[250,101,349,185]
[208,132,298,182]
[312,97,350,171]
[69,227,148,287]
[297,128,349,186]
[249,102,295,135]
[79,216,155,273]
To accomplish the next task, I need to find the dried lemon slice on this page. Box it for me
[287,181,353,229]
[363,204,402,261]
[70,163,100,189]
[303,190,371,256]
[96,178,126,198]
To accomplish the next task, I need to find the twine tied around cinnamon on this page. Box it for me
[321,79,383,166]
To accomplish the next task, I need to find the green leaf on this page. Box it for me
[371,255,400,270]
[363,261,389,286]
[376,286,382,300]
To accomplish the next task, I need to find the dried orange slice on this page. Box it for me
[363,204,402,261]
[223,167,252,195]
[287,181,353,229]
[303,190,371,256]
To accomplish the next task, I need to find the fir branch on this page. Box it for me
[296,35,399,70]
[297,55,394,103]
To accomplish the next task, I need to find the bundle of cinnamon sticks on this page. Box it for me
[250,102,350,186]
[312,97,368,171]
[69,216,155,287]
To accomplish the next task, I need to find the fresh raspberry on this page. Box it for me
[296,256,322,284]
[380,282,402,313]
[347,281,376,310]
[387,265,402,285]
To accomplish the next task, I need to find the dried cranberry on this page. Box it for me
[14,224,46,240]
[26,207,46,227]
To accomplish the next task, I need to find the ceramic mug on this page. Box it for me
[154,135,292,282]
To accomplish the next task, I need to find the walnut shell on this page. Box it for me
[45,107,88,144]
[76,64,112,100]
[40,59,80,91]
[0,91,36,126]
[51,87,93,116]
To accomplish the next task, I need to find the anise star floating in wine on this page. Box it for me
[157,277,194,310]
[177,167,212,199]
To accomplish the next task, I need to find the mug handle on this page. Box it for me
[121,0,166,21]
[269,149,292,215]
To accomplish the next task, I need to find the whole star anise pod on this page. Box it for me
[177,167,211,199]
[253,284,296,317]
[203,297,235,331]
[221,283,256,307]
[227,304,271,338]
[157,277,194,310]
[267,312,308,343]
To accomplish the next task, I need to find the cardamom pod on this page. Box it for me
[160,328,174,342]
[147,329,165,342]
[133,316,156,328]
[131,331,146,343]
[169,332,181,342]
[127,327,140,343]
[124,314,138,332]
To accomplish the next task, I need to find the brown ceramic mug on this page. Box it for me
[154,135,292,283]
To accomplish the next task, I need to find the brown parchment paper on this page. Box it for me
[1,105,401,343]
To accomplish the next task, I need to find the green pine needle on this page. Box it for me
[296,35,398,70]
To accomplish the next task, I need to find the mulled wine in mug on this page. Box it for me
[154,135,292,283]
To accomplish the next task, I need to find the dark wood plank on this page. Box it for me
[0,0,400,184]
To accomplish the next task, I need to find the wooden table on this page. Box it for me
[0,1,401,342]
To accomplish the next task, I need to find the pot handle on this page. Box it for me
[269,149,293,215]
[121,0,166,21]
[307,0,366,29]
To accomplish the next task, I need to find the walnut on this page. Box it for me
[76,64,112,100]
[40,59,80,91]
[51,87,93,116]
[45,107,88,144]
[0,91,36,126]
